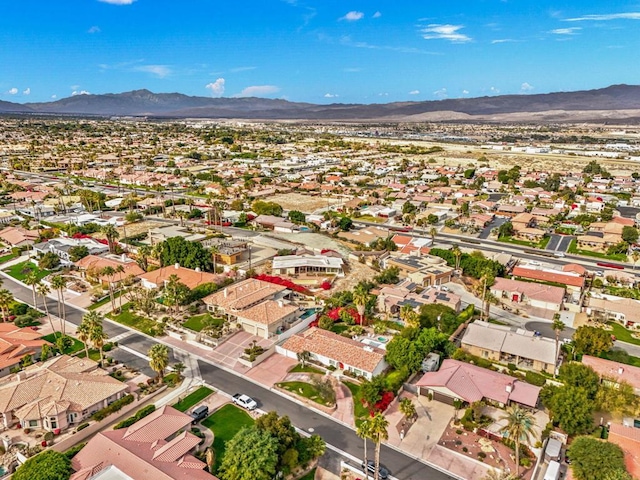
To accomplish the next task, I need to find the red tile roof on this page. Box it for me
[512,266,585,288]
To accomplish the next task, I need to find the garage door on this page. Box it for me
[257,327,267,338]
[432,391,456,406]
[243,323,257,335]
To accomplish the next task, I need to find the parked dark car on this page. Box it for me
[362,460,389,479]
[190,405,209,424]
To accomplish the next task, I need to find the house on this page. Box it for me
[460,320,559,374]
[32,237,109,266]
[203,278,301,339]
[416,359,541,408]
[585,295,640,329]
[383,254,454,287]
[75,254,144,287]
[581,355,640,395]
[271,254,344,277]
[137,264,223,290]
[0,226,39,248]
[511,266,585,293]
[608,423,640,479]
[148,225,207,245]
[0,355,129,431]
[279,327,388,380]
[70,405,217,480]
[208,239,250,265]
[0,324,51,378]
[491,277,565,312]
[377,284,461,315]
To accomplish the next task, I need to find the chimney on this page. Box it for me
[618,367,624,374]
[277,300,283,308]
[195,267,201,272]
[224,288,228,298]
[174,263,179,269]
[505,384,513,393]
[121,253,127,262]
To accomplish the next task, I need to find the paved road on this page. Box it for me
[2,274,454,480]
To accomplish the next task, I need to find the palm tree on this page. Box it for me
[36,283,55,333]
[499,405,536,478]
[399,398,416,421]
[482,469,519,480]
[369,412,389,480]
[452,244,462,271]
[210,245,220,273]
[136,244,152,272]
[50,275,68,335]
[102,224,119,254]
[552,317,566,379]
[399,304,420,328]
[77,314,93,359]
[149,344,169,382]
[87,311,108,364]
[172,362,186,379]
[353,285,370,326]
[24,271,40,310]
[632,250,640,270]
[101,266,117,312]
[297,350,311,368]
[429,227,437,247]
[0,289,12,322]
[356,419,374,480]
[479,269,495,321]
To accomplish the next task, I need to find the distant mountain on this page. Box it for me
[3,84,640,121]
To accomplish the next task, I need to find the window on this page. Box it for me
[50,418,57,429]
[29,420,38,427]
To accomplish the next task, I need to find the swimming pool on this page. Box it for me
[360,338,387,350]
[0,466,6,477]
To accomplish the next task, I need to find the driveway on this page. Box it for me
[205,330,274,369]
[245,352,297,388]
[479,217,508,240]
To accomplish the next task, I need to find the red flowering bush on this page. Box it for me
[320,280,332,290]
[371,391,395,414]
[254,274,312,295]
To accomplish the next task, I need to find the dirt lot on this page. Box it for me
[92,220,167,241]
[328,259,378,295]
[265,192,344,214]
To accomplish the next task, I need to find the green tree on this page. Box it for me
[68,245,90,262]
[338,216,353,231]
[76,314,92,359]
[573,326,613,356]
[136,244,152,272]
[36,283,55,333]
[87,311,107,364]
[399,398,416,420]
[24,271,40,311]
[0,288,12,321]
[361,376,386,410]
[251,200,283,216]
[622,226,639,244]
[402,201,417,215]
[154,237,213,271]
[552,318,565,378]
[374,266,400,285]
[288,210,306,224]
[369,412,389,480]
[102,224,120,254]
[12,450,71,480]
[148,343,169,381]
[498,221,514,238]
[559,363,600,399]
[218,426,279,480]
[39,251,61,269]
[499,405,536,478]
[385,336,423,372]
[568,436,628,480]
[357,419,374,480]
[353,285,371,325]
[544,385,595,435]
[50,274,68,333]
[172,362,186,379]
[255,412,299,472]
[596,380,639,416]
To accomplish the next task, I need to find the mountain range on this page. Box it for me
[3,84,640,122]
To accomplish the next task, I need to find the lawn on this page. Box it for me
[42,332,85,355]
[183,313,224,333]
[600,350,640,368]
[172,386,214,412]
[343,381,370,427]
[299,468,317,480]
[356,214,385,223]
[608,322,640,347]
[567,239,627,262]
[276,381,334,406]
[330,323,350,335]
[108,303,160,337]
[202,404,255,473]
[5,261,50,282]
[498,236,537,248]
[290,363,325,374]
[76,348,101,362]
[88,291,124,310]
[0,251,19,264]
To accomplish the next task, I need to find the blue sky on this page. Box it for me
[2,0,640,104]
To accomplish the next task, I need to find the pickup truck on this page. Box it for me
[232,393,257,411]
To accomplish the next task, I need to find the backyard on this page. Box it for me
[202,404,255,473]
[172,386,214,412]
[5,260,50,282]
[42,332,85,355]
[568,239,627,262]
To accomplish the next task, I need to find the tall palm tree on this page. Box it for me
[101,224,120,254]
[50,275,68,335]
[499,405,536,478]
[353,285,370,326]
[480,269,495,321]
[356,419,374,480]
[0,289,12,322]
[136,244,152,272]
[87,311,108,364]
[210,245,220,273]
[452,244,462,271]
[399,304,420,328]
[369,412,389,480]
[101,266,117,312]
[24,271,40,310]
[76,314,92,359]
[148,344,169,382]
[632,250,640,270]
[429,227,437,247]
[36,283,55,333]
[552,317,566,379]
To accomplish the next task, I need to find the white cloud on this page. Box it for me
[378,92,389,96]
[343,67,362,72]
[205,78,225,96]
[88,26,101,33]
[340,11,364,21]
[372,11,381,18]
[566,12,640,22]
[133,65,171,78]
[72,90,91,96]
[324,93,339,98]
[7,88,18,95]
[408,90,420,95]
[433,88,447,99]
[520,82,534,92]
[229,66,256,73]
[421,24,472,43]
[462,89,470,95]
[490,86,500,94]
[551,27,581,35]
[23,88,30,95]
[238,85,280,97]
[51,95,57,99]
[98,0,135,4]
[491,38,516,44]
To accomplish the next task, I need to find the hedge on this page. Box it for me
[63,442,86,460]
[113,404,156,429]
[91,394,134,421]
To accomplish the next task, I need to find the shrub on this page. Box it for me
[462,447,468,453]
[371,391,395,414]
[525,371,547,387]
[384,367,410,393]
[478,452,486,459]
[92,394,134,421]
[14,314,35,327]
[456,429,463,435]
[76,422,89,432]
[507,363,517,372]
[64,442,86,460]
[113,405,156,429]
